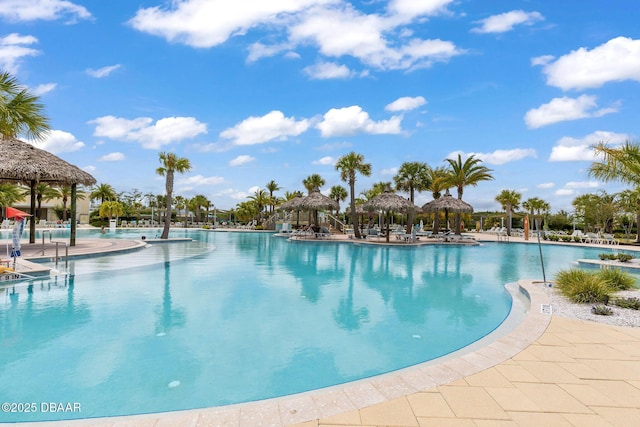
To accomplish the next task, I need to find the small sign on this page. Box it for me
[541,304,553,315]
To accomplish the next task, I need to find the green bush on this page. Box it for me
[596,268,637,291]
[613,297,640,310]
[598,253,633,262]
[591,304,613,315]
[554,268,612,303]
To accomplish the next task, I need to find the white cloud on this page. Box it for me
[542,37,640,90]
[220,110,309,145]
[35,129,85,154]
[98,152,125,162]
[387,0,453,20]
[304,61,352,79]
[549,130,629,162]
[555,189,574,196]
[531,55,554,66]
[86,64,121,78]
[565,181,599,189]
[89,115,207,149]
[129,0,463,72]
[537,182,555,189]
[0,33,40,73]
[0,0,91,22]
[316,105,402,137]
[178,174,224,185]
[31,82,56,96]
[229,155,255,166]
[128,0,333,48]
[471,10,543,34]
[448,148,537,165]
[312,156,335,165]
[524,95,617,129]
[385,96,426,112]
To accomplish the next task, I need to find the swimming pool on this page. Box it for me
[0,231,614,421]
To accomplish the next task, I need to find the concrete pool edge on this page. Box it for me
[5,280,550,427]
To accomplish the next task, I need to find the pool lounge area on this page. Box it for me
[1,230,639,426]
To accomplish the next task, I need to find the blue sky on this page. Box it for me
[1,0,639,212]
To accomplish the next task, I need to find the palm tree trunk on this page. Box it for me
[161,171,174,239]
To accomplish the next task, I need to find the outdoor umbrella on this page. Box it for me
[422,189,473,235]
[297,187,339,226]
[361,185,415,242]
[6,207,31,268]
[0,136,96,245]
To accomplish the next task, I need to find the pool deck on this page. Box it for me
[2,231,639,426]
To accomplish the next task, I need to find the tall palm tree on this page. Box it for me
[335,152,372,239]
[265,180,281,214]
[495,189,521,236]
[426,166,450,232]
[90,183,117,204]
[394,161,431,233]
[0,71,50,140]
[445,154,494,234]
[302,174,325,194]
[156,152,192,239]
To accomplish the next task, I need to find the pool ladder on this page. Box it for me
[41,230,69,269]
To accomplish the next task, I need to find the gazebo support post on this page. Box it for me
[29,180,36,244]
[70,183,77,246]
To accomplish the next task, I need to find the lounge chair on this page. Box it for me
[601,233,618,245]
[582,233,602,244]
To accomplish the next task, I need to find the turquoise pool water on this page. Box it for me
[0,231,615,421]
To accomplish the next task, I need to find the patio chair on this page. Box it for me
[601,233,618,245]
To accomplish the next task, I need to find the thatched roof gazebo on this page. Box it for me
[362,185,415,242]
[298,187,338,226]
[0,136,97,245]
[422,189,473,235]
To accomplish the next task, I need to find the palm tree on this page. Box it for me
[329,185,348,213]
[53,185,86,221]
[156,152,192,239]
[589,140,640,241]
[0,71,50,140]
[445,154,494,234]
[302,174,325,194]
[34,183,59,221]
[265,180,281,215]
[173,195,186,226]
[426,166,450,232]
[248,189,269,222]
[335,152,372,239]
[394,161,430,233]
[90,183,117,204]
[495,189,521,236]
[0,184,25,217]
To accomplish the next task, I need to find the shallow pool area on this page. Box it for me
[0,231,618,422]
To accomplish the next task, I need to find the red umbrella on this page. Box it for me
[6,207,31,219]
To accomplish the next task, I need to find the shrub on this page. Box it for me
[613,297,640,310]
[598,253,633,262]
[554,268,611,303]
[596,268,637,291]
[591,304,613,315]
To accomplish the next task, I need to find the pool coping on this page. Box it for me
[1,279,551,426]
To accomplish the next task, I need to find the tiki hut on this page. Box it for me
[362,185,415,242]
[298,187,339,226]
[0,136,97,245]
[422,189,473,235]
[279,192,304,227]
